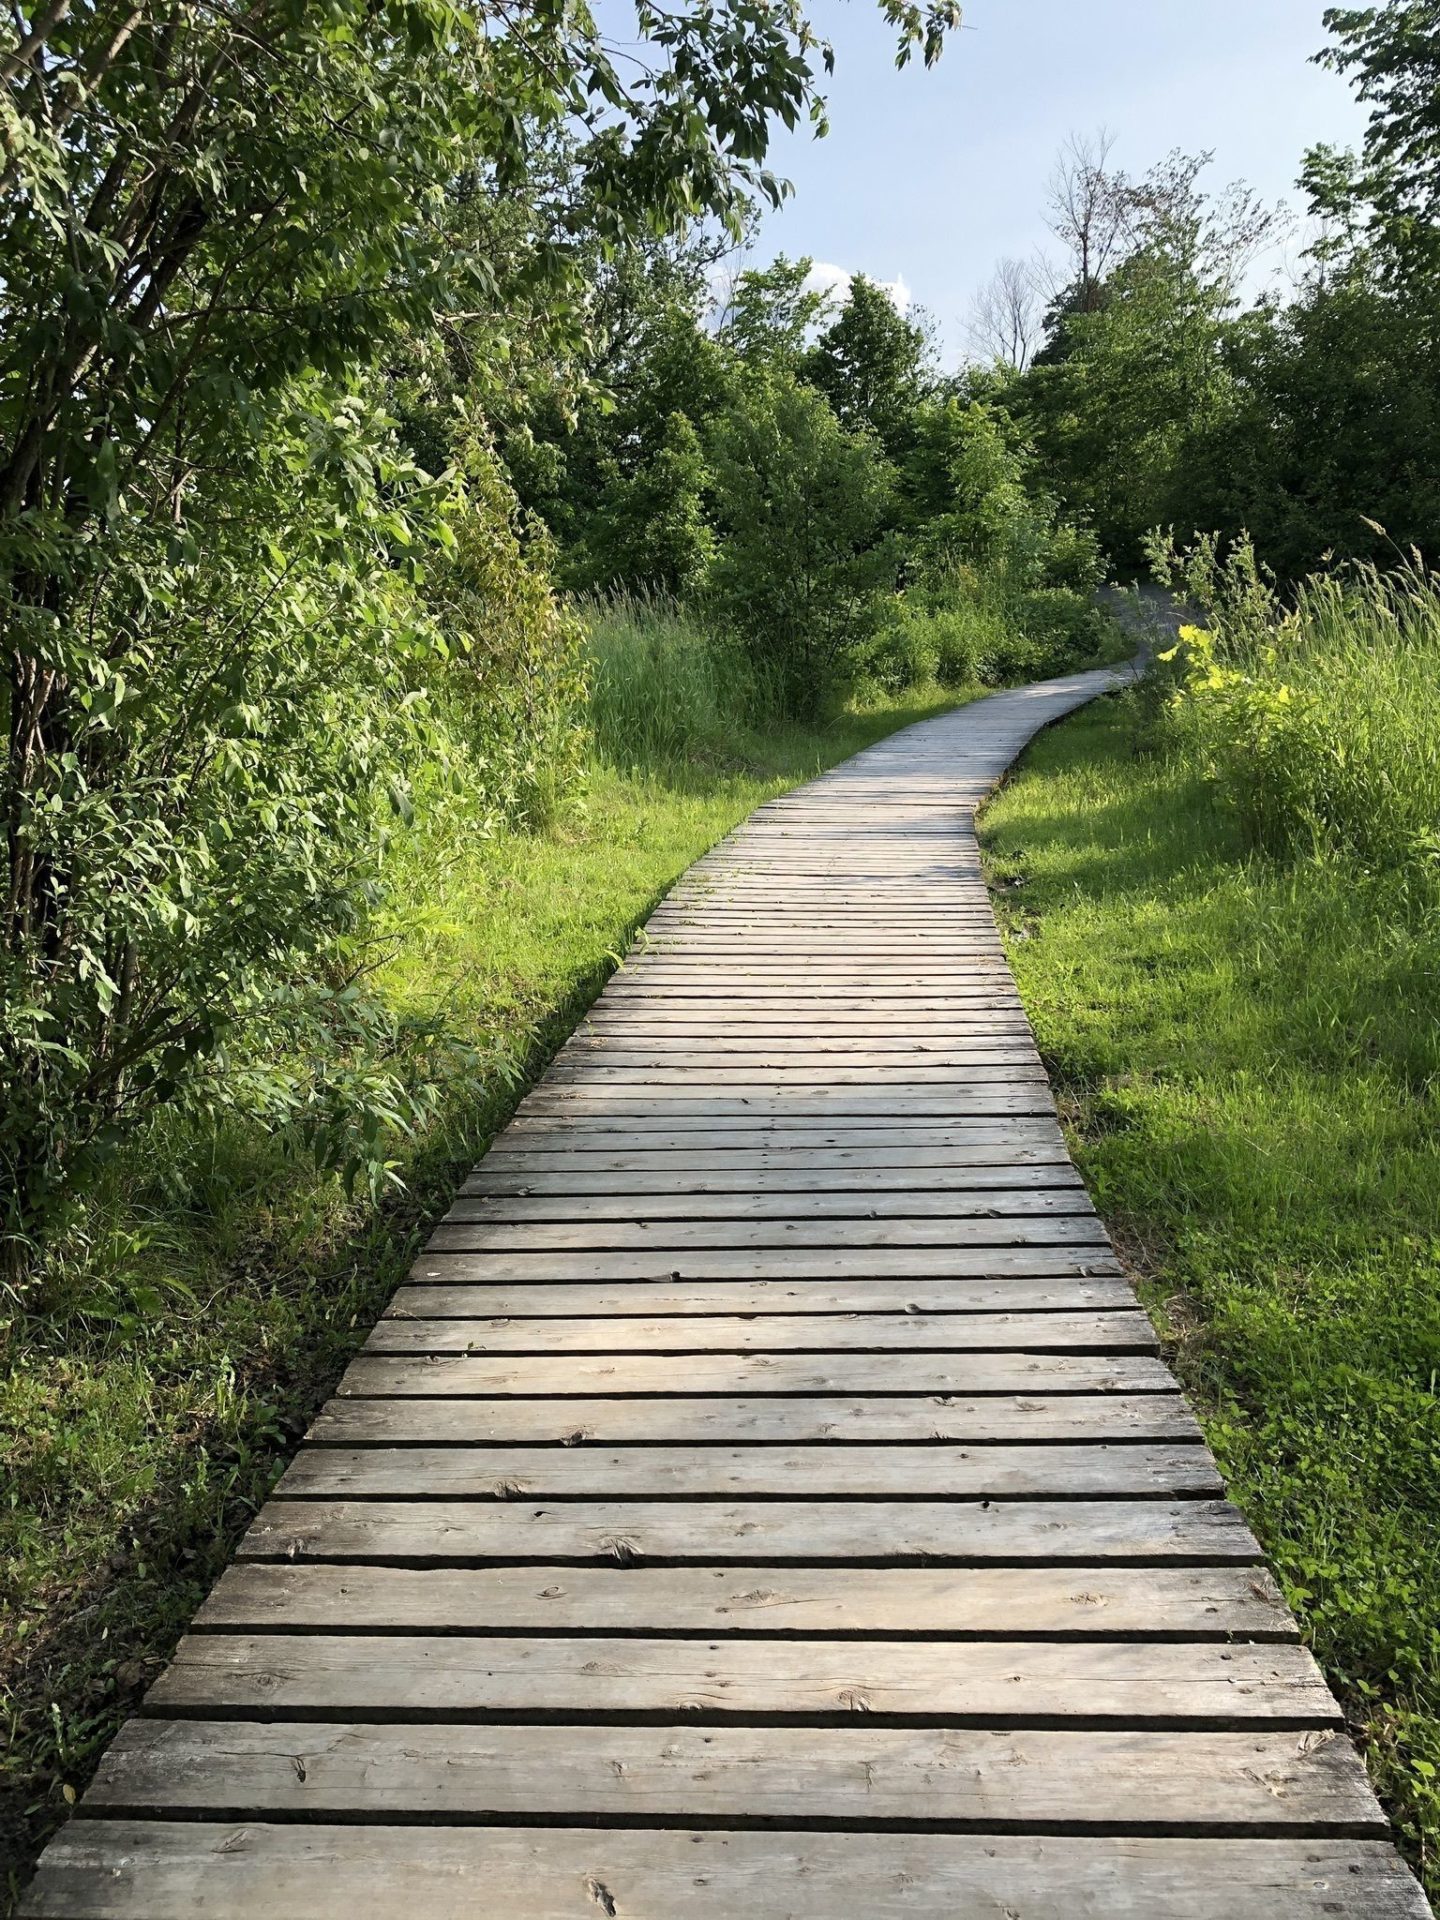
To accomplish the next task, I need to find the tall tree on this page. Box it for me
[803,274,934,457]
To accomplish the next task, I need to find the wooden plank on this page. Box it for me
[26,1826,1429,1920]
[423,1216,1110,1252]
[335,1352,1178,1396]
[444,1187,1097,1222]
[361,1312,1157,1356]
[461,1163,1086,1196]
[86,1720,1380,1829]
[309,1391,1201,1446]
[405,1250,1125,1283]
[275,1441,1220,1499]
[576,1019,1039,1036]
[146,1633,1323,1720]
[544,1065,1051,1087]
[513,1092,1058,1118]
[486,1125,1070,1157]
[236,1497,1259,1566]
[567,1037,1041,1056]
[393,1281,1135,1318]
[195,1560,1288,1637]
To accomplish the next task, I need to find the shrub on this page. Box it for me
[852,604,940,693]
[429,442,589,830]
[707,373,900,713]
[0,398,452,1286]
[1015,585,1113,665]
[1152,535,1440,882]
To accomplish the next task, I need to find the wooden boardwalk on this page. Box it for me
[23,668,1431,1917]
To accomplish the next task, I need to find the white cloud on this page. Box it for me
[803,262,913,315]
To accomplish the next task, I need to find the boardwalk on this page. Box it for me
[22,669,1430,1917]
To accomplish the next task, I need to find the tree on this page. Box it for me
[803,274,935,457]
[1044,129,1132,313]
[719,254,838,370]
[708,374,898,709]
[1320,0,1440,242]
[903,395,1036,567]
[967,257,1046,370]
[579,412,717,595]
[0,0,963,1278]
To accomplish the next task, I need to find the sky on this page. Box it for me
[735,0,1371,358]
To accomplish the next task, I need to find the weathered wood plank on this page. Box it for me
[361,1312,1156,1356]
[393,1280,1134,1318]
[423,1216,1110,1253]
[24,1825,1428,1920]
[309,1391,1200,1446]
[145,1633,1324,1720]
[486,1124,1070,1157]
[461,1162,1085,1196]
[276,1441,1221,1500]
[516,1095,1059,1124]
[86,1720,1379,1829]
[237,1496,1258,1566]
[566,1038,1041,1057]
[545,1065,1052,1088]
[446,1187,1097,1222]
[194,1560,1287,1637]
[405,1249,1125,1284]
[335,1352,1177,1396]
[551,1055,1047,1077]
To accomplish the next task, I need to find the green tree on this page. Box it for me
[579,412,717,595]
[708,373,898,709]
[903,394,1037,568]
[720,253,836,370]
[1321,0,1440,248]
[804,274,935,456]
[0,0,961,1278]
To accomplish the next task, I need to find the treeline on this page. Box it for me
[465,243,1113,706]
[968,6,1440,580]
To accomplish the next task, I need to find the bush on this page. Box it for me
[1015,585,1113,665]
[0,398,452,1287]
[429,442,589,831]
[707,372,900,713]
[1151,535,1440,883]
[852,604,940,693]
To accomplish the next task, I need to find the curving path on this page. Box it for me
[22,667,1431,1917]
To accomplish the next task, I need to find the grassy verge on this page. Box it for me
[980,691,1440,1896]
[0,684,957,1907]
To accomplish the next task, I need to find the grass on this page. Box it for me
[581,588,788,769]
[0,669,960,1910]
[980,689,1440,1896]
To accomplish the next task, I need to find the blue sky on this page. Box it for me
[740,0,1370,357]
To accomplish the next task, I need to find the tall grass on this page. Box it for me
[1153,543,1440,882]
[580,588,787,769]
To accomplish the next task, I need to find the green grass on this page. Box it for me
[580,588,788,769]
[980,690,1440,1896]
[0,680,959,1910]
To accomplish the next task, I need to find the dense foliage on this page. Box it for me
[2,0,978,1283]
